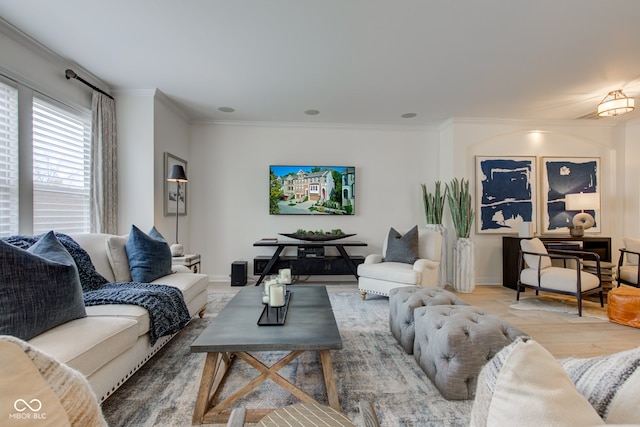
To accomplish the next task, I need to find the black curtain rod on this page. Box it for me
[65,69,114,100]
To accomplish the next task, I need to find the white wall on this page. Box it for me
[115,92,155,234]
[189,122,440,282]
[153,91,191,248]
[620,119,640,240]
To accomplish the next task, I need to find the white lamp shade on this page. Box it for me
[565,192,600,211]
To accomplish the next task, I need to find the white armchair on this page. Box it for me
[358,227,442,299]
[517,237,603,316]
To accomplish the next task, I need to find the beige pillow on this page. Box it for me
[105,235,132,282]
[623,237,640,266]
[470,337,603,427]
[561,345,640,423]
[0,336,107,427]
[0,340,70,426]
[520,238,552,270]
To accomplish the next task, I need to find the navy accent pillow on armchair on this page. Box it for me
[0,231,86,341]
[385,225,419,264]
[126,225,172,283]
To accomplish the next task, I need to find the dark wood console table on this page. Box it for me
[253,239,367,285]
[502,236,612,290]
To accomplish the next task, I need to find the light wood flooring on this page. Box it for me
[209,281,640,359]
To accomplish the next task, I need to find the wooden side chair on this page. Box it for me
[517,238,603,316]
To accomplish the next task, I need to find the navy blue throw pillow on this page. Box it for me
[0,231,87,340]
[385,226,419,264]
[126,225,172,283]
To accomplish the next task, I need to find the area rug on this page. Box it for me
[100,288,472,426]
[510,295,608,320]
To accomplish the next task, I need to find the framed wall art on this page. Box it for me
[164,152,187,216]
[475,156,536,234]
[540,157,600,234]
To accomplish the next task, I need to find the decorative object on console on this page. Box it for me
[597,89,635,117]
[422,181,448,288]
[475,156,536,235]
[280,229,355,241]
[565,192,600,237]
[541,157,600,234]
[166,154,188,257]
[446,178,476,293]
[269,165,355,215]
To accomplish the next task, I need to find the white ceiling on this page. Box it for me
[2,0,640,126]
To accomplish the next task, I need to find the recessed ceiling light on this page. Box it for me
[218,106,235,113]
[401,113,417,119]
[304,109,320,116]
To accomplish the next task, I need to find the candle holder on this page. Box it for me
[257,289,291,326]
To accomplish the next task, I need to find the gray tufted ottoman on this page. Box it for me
[389,286,469,354]
[413,305,526,400]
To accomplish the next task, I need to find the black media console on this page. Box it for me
[253,239,367,285]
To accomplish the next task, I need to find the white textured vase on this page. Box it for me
[425,223,447,288]
[453,238,475,293]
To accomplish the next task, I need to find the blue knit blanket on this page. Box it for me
[83,282,190,345]
[3,233,191,345]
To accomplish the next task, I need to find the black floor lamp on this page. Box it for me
[167,165,188,256]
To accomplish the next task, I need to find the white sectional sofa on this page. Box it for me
[26,233,209,403]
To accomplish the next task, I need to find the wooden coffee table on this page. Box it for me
[190,285,343,425]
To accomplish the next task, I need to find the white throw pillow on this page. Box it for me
[470,337,604,427]
[623,237,640,266]
[105,235,132,282]
[561,345,640,423]
[520,238,552,270]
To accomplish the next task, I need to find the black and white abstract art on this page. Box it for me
[541,157,600,234]
[476,156,536,234]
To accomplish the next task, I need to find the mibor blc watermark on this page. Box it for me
[9,399,47,420]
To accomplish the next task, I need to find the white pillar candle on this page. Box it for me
[279,268,291,284]
[269,284,285,307]
[264,279,276,296]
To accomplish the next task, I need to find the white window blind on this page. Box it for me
[32,97,91,234]
[0,81,19,237]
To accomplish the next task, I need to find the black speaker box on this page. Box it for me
[231,261,247,286]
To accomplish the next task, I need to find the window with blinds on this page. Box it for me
[32,97,91,234]
[0,81,19,237]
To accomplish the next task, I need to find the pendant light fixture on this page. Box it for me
[597,90,635,117]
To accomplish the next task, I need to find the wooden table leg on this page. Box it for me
[192,352,232,425]
[319,350,341,411]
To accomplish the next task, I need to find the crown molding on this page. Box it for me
[191,119,439,132]
[0,18,110,93]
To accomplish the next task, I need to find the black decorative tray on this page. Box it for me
[257,291,291,326]
[279,233,356,241]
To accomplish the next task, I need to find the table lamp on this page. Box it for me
[167,165,188,256]
[565,192,599,236]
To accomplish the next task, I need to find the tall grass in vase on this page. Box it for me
[445,178,475,239]
[421,181,448,287]
[421,181,447,225]
[446,178,475,293]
